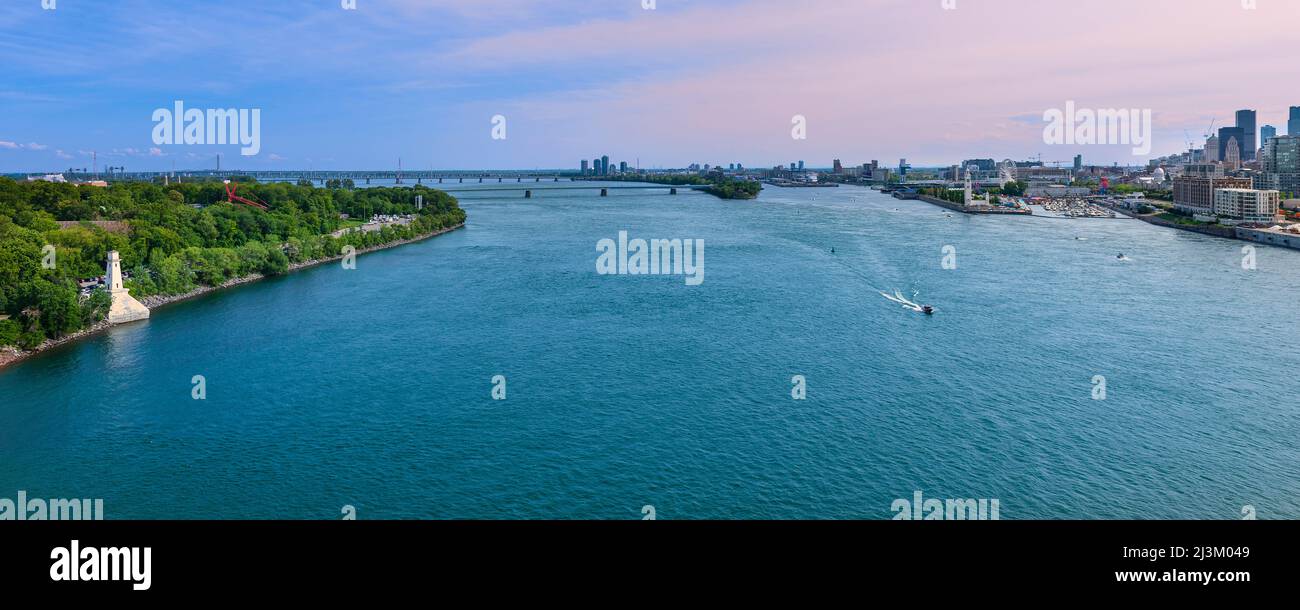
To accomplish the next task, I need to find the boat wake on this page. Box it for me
[880,289,928,313]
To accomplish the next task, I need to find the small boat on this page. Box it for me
[922,305,934,315]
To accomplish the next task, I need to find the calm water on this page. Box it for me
[3,182,1299,519]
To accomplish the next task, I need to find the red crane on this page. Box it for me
[223,180,268,210]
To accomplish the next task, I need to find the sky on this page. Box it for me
[1,0,1298,172]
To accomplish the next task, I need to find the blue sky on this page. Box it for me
[2,0,1298,172]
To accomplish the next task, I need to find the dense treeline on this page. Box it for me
[591,174,763,199]
[702,179,762,200]
[0,178,464,349]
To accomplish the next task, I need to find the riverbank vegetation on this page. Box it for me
[591,174,763,200]
[0,178,464,349]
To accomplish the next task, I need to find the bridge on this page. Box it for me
[444,184,708,197]
[31,169,587,184]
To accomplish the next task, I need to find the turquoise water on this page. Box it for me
[3,183,1299,519]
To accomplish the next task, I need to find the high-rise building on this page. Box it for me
[1073,154,1083,171]
[832,159,843,174]
[1289,107,1300,137]
[601,155,610,176]
[1261,125,1277,144]
[1218,127,1245,164]
[797,160,805,170]
[581,159,589,175]
[1258,135,1300,198]
[593,158,600,176]
[1205,135,1220,162]
[1236,109,1257,160]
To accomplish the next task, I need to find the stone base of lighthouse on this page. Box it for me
[107,289,150,324]
[103,250,150,324]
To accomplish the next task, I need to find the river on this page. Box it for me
[2,182,1298,519]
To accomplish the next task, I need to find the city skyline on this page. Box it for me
[2,0,1299,172]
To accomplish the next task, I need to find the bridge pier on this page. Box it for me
[439,178,443,183]
[670,188,677,195]
[366,178,371,184]
[459,178,463,183]
[600,188,608,197]
[479,178,483,183]
[525,190,531,198]
[498,177,503,182]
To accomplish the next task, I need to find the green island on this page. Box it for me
[591,174,763,200]
[0,178,465,350]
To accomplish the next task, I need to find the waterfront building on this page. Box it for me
[601,155,610,176]
[620,161,628,174]
[1213,188,1280,224]
[1173,171,1252,215]
[1236,109,1257,161]
[581,159,589,175]
[832,159,843,174]
[1014,166,1072,184]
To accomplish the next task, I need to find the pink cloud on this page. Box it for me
[436,0,1300,165]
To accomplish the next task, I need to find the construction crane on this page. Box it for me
[223,180,268,210]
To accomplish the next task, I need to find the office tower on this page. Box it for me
[797,160,805,170]
[581,159,589,175]
[1235,109,1257,160]
[1218,127,1245,163]
[1205,135,1220,162]
[593,158,600,176]
[790,162,797,171]
[1289,107,1300,137]
[1073,154,1083,171]
[1259,136,1300,197]
[619,161,627,173]
[832,159,843,173]
[1261,125,1277,144]
[601,155,610,176]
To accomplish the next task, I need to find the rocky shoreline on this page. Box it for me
[0,223,464,372]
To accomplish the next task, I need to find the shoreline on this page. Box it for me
[0,223,465,373]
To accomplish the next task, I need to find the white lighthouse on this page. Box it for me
[105,251,150,324]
